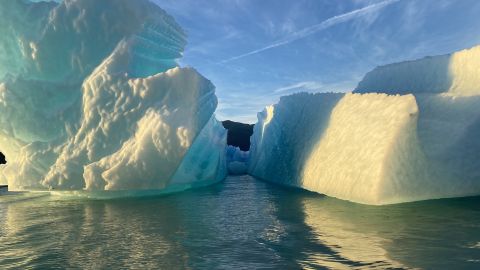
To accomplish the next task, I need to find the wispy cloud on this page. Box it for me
[273,81,323,93]
[219,0,400,64]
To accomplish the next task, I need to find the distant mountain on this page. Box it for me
[222,121,254,151]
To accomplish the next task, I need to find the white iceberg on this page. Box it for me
[0,0,227,192]
[249,46,480,205]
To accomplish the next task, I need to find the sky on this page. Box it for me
[152,0,480,123]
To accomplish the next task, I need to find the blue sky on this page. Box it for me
[153,0,480,123]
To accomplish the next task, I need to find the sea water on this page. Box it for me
[1,175,479,269]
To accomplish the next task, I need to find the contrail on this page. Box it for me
[219,0,400,64]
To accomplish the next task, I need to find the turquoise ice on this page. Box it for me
[0,0,226,191]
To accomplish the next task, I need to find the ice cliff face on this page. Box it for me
[0,0,227,191]
[249,45,480,205]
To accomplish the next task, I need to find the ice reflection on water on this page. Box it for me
[1,175,480,269]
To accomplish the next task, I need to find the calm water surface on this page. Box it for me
[1,175,480,269]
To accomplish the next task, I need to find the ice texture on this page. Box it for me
[226,145,249,175]
[355,45,480,96]
[0,0,227,191]
[249,46,480,205]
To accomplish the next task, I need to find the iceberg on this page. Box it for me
[0,0,227,192]
[249,45,480,205]
[222,121,252,175]
[225,145,249,175]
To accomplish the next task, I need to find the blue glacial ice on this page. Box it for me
[0,0,227,192]
[225,145,249,175]
[248,45,480,205]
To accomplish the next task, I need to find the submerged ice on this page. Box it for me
[249,45,480,205]
[0,0,227,191]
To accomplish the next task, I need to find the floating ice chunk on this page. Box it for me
[225,146,249,175]
[0,0,226,191]
[226,145,249,163]
[250,45,480,205]
[249,91,480,205]
[42,55,218,190]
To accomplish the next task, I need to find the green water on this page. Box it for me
[1,175,480,269]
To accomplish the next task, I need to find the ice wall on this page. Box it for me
[249,93,344,186]
[0,0,227,191]
[249,45,480,205]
